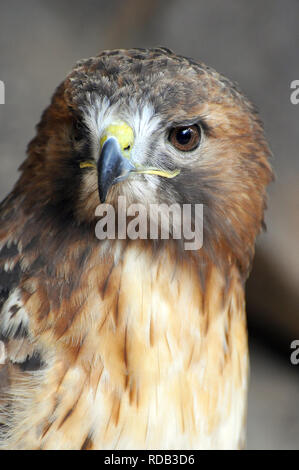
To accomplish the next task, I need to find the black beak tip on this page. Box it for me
[98,185,108,204]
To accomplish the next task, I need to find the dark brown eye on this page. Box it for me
[169,125,201,151]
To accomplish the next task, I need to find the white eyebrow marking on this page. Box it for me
[82,98,161,166]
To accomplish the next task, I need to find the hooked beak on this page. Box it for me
[96,133,181,203]
[97,137,135,203]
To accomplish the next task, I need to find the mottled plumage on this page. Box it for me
[0,48,272,449]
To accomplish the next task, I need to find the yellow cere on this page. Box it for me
[100,122,134,157]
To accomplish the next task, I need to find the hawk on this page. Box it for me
[0,48,272,449]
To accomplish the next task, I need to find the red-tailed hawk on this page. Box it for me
[0,48,272,449]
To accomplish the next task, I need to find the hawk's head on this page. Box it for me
[18,48,273,276]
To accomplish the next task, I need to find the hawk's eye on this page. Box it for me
[169,125,201,151]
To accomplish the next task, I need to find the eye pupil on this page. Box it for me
[176,128,192,145]
[169,124,201,152]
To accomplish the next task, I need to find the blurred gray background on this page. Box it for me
[0,0,298,449]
